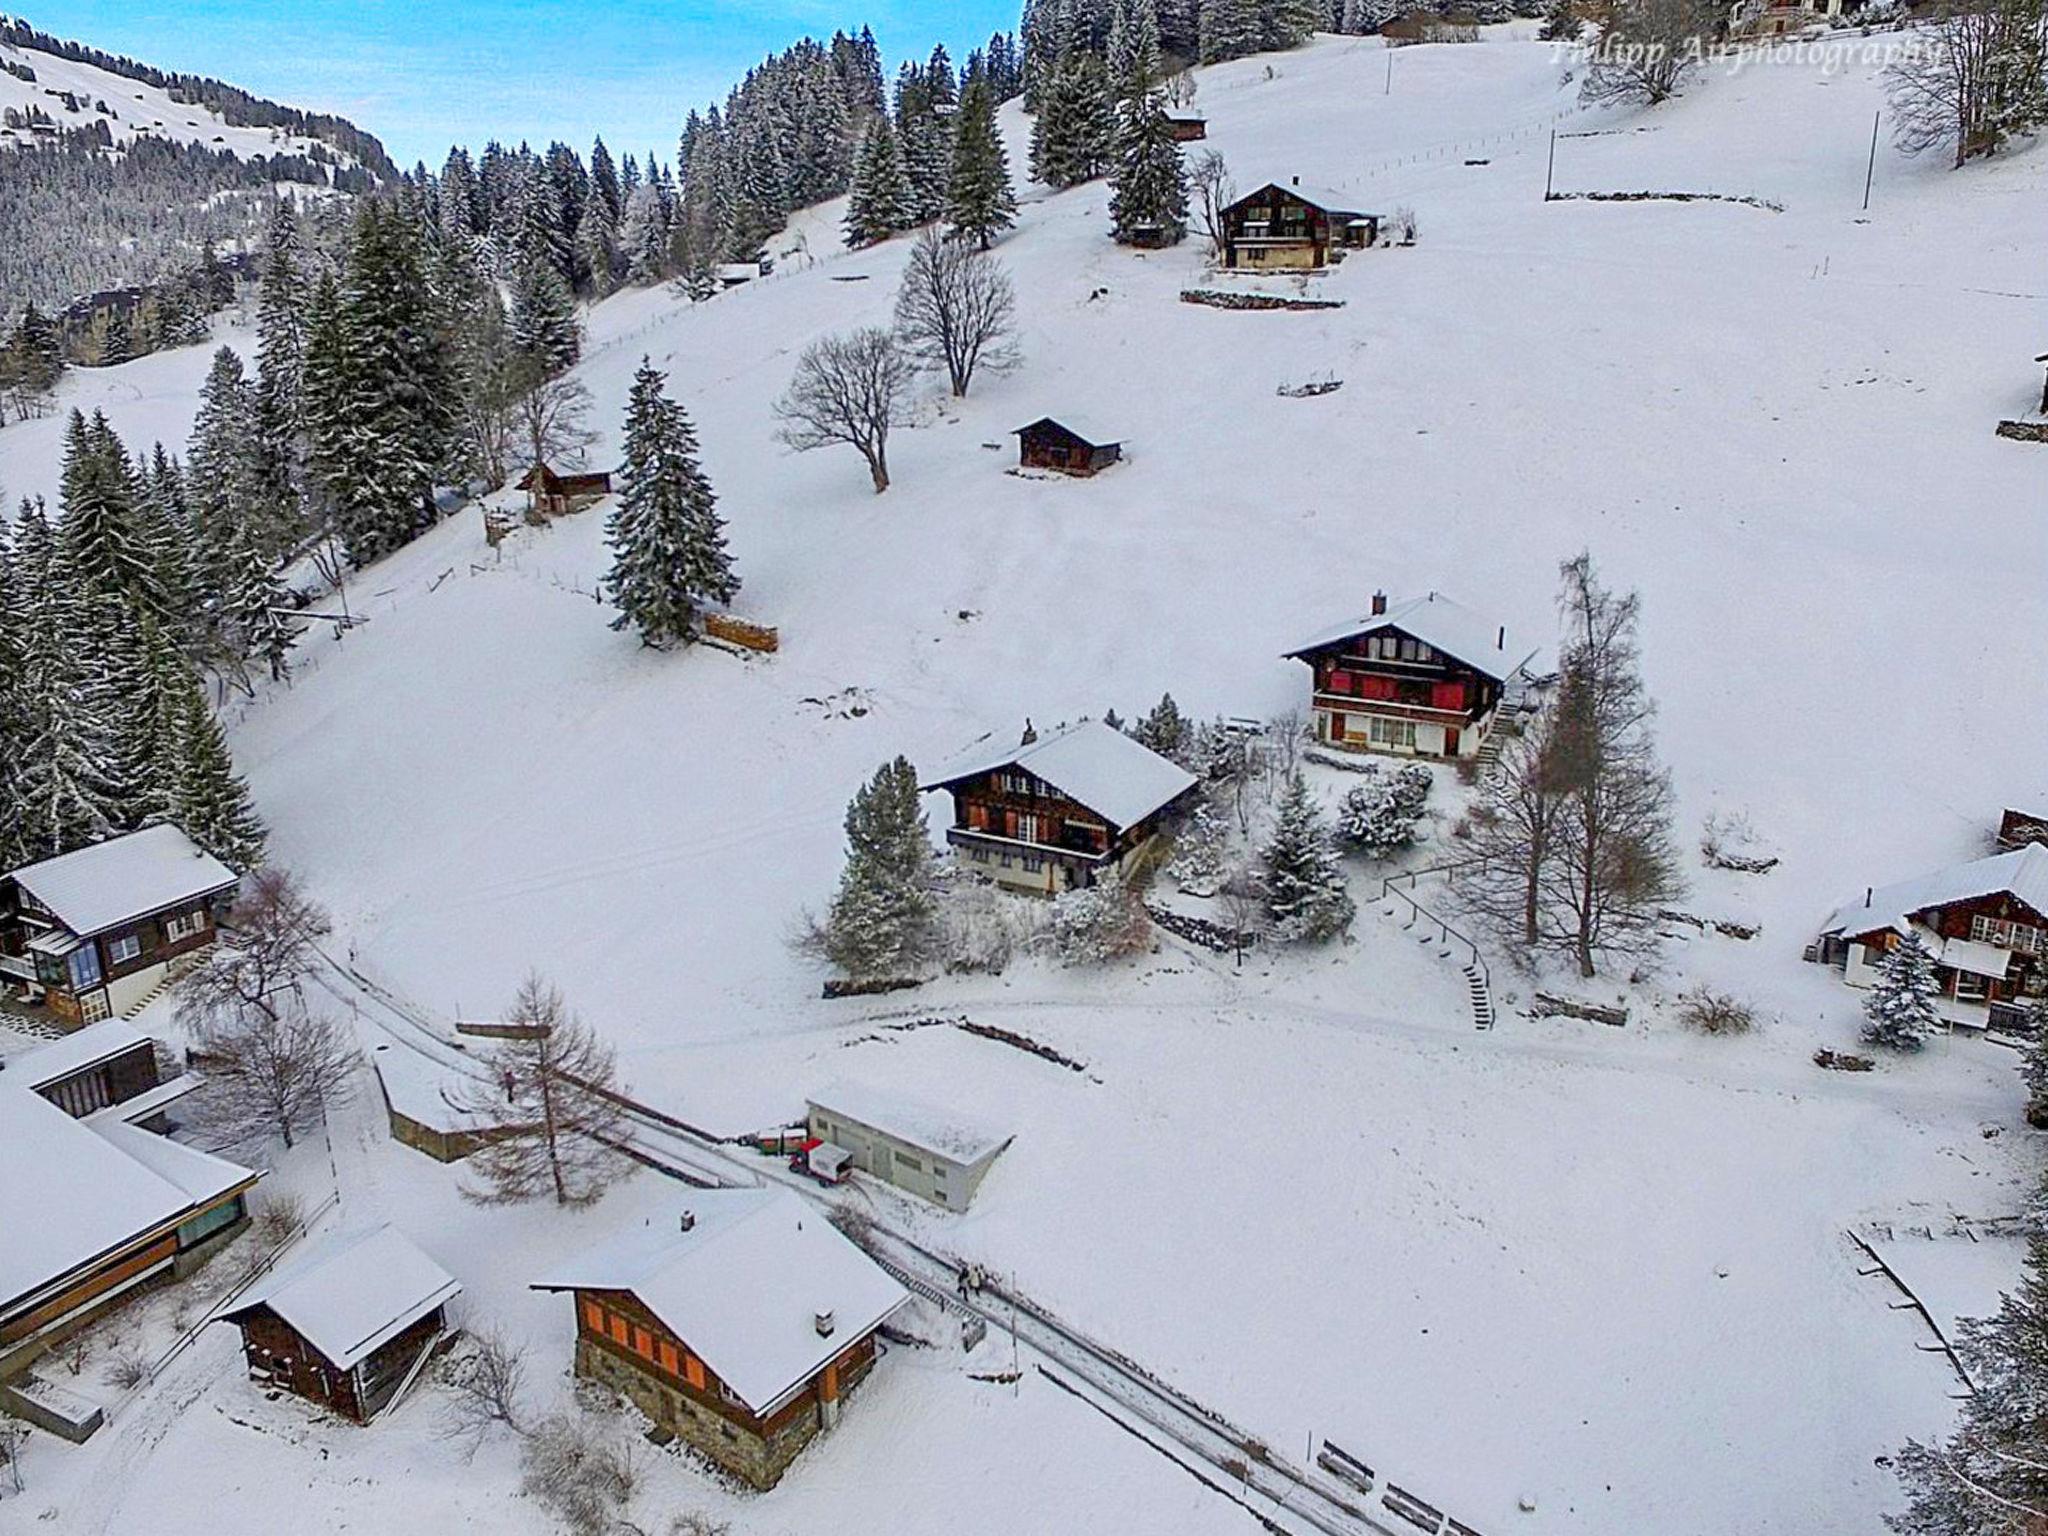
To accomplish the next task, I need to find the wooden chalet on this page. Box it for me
[532,1188,909,1489]
[0,824,238,1028]
[1,1020,259,1387]
[1818,844,2048,1031]
[1165,112,1208,142]
[922,719,1198,896]
[1220,180,1382,272]
[1286,591,1546,761]
[216,1226,459,1424]
[515,461,613,518]
[1013,417,1123,476]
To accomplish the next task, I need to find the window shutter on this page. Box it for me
[1431,682,1466,711]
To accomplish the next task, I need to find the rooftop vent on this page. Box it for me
[815,1310,836,1338]
[679,1211,696,1233]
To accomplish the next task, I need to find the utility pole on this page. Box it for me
[1862,110,1880,212]
[1385,48,1393,95]
[1545,129,1557,201]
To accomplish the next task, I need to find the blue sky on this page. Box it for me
[48,1,1021,168]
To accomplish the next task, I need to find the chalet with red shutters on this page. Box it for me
[1220,180,1382,271]
[215,1225,459,1424]
[922,720,1198,896]
[1286,591,1546,761]
[0,824,239,1029]
[1817,843,2048,1031]
[532,1188,908,1489]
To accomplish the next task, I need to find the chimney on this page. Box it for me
[1369,590,1387,617]
[1497,625,1506,651]
[1020,717,1037,746]
[815,1309,836,1338]
[679,1210,696,1233]
[1865,887,1873,908]
[1290,174,1300,186]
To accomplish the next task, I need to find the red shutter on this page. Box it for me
[1004,810,1019,838]
[1328,670,1352,694]
[1360,676,1394,702]
[1431,682,1466,712]
[967,803,988,830]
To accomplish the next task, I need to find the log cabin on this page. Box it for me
[1013,417,1122,476]
[1,1019,259,1387]
[922,719,1198,896]
[1165,113,1207,142]
[532,1188,909,1489]
[514,462,613,518]
[1817,843,2048,1032]
[215,1226,460,1424]
[1219,180,1382,271]
[1286,591,1547,762]
[0,825,238,1029]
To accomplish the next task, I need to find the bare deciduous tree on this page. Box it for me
[774,326,916,493]
[892,228,1021,399]
[451,975,630,1207]
[178,869,358,1151]
[1189,150,1236,260]
[1886,0,2048,167]
[519,1412,637,1536]
[438,1324,529,1445]
[1462,715,1572,950]
[1578,0,1714,106]
[515,364,597,477]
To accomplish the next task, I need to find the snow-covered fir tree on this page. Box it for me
[253,201,308,542]
[1166,800,1231,895]
[1107,22,1189,247]
[1200,0,1267,61]
[819,757,940,980]
[602,359,740,648]
[508,256,581,376]
[185,347,268,607]
[1132,692,1192,762]
[1861,933,1942,1050]
[946,78,1018,248]
[1030,52,1115,187]
[1263,771,1356,941]
[223,521,301,683]
[2020,999,2048,1126]
[843,116,918,246]
[173,670,268,870]
[1263,0,1324,49]
[617,182,674,283]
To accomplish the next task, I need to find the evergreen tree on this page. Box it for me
[254,200,307,472]
[1110,0,1166,92]
[589,136,623,231]
[508,257,581,376]
[946,78,1019,248]
[1030,53,1116,188]
[1133,692,1192,762]
[173,672,268,870]
[1861,933,1943,1050]
[617,182,673,283]
[224,521,300,683]
[844,116,919,247]
[298,270,353,551]
[186,347,266,603]
[602,359,739,648]
[1263,771,1355,941]
[1108,85,1189,245]
[1200,0,1266,61]
[1264,0,1324,48]
[820,757,939,980]
[60,411,172,627]
[2019,998,2048,1127]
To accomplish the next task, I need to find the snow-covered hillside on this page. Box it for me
[0,31,358,165]
[6,29,2046,1536]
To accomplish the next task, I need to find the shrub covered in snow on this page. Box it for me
[1166,801,1232,896]
[519,1414,637,1536]
[1677,985,1756,1036]
[1337,763,1431,856]
[938,877,1040,973]
[1044,868,1153,965]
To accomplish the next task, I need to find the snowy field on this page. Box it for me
[5,28,2047,1536]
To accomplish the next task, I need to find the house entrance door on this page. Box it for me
[1443,726,1460,757]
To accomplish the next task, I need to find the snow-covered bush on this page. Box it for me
[519,1414,637,1536]
[938,877,1039,974]
[1044,869,1153,965]
[1166,802,1232,896]
[1677,985,1756,1036]
[1862,934,1941,1051]
[1391,206,1419,244]
[1337,763,1431,857]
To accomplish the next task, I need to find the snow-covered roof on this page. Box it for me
[1240,180,1372,216]
[808,1080,1012,1168]
[923,720,1198,831]
[7,824,237,938]
[1012,415,1121,447]
[1823,843,2048,941]
[0,1085,258,1317]
[372,1045,493,1135]
[531,1188,909,1415]
[1286,592,1546,683]
[218,1225,460,1370]
[3,1017,153,1091]
[1937,935,2012,979]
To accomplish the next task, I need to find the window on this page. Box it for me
[896,1152,923,1172]
[685,1355,706,1390]
[632,1326,654,1360]
[1327,670,1353,694]
[1023,856,1044,874]
[164,911,205,942]
[609,1314,630,1346]
[1000,852,1013,868]
[658,1341,679,1375]
[1400,638,1419,661]
[1017,814,1041,844]
[67,945,103,992]
[178,1195,245,1249]
[107,933,142,966]
[1955,971,1989,1002]
[1368,717,1417,749]
[583,1299,605,1333]
[1973,915,2046,955]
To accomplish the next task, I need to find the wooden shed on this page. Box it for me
[515,462,612,518]
[215,1225,459,1424]
[1013,417,1122,476]
[1165,113,1208,142]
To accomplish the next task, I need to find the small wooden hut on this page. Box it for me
[1165,113,1208,142]
[1012,418,1122,476]
[515,463,613,518]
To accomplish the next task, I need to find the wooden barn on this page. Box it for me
[515,462,613,517]
[1013,417,1122,476]
[1286,591,1548,761]
[215,1225,459,1424]
[922,719,1198,896]
[1220,181,1381,271]
[533,1188,908,1489]
[1165,112,1208,142]
[1817,843,2048,1032]
[0,824,238,1028]
[2,1020,259,1388]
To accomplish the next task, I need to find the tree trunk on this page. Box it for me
[868,446,890,493]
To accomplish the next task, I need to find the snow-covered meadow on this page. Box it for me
[5,27,2046,1536]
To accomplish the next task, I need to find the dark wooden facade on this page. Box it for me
[570,1287,878,1489]
[1221,183,1379,271]
[1014,418,1121,476]
[1166,114,1208,142]
[516,462,613,517]
[1838,888,2047,1026]
[0,888,230,1028]
[931,764,1183,894]
[1290,615,1507,760]
[232,1303,449,1423]
[33,1036,161,1120]
[2000,808,2048,852]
